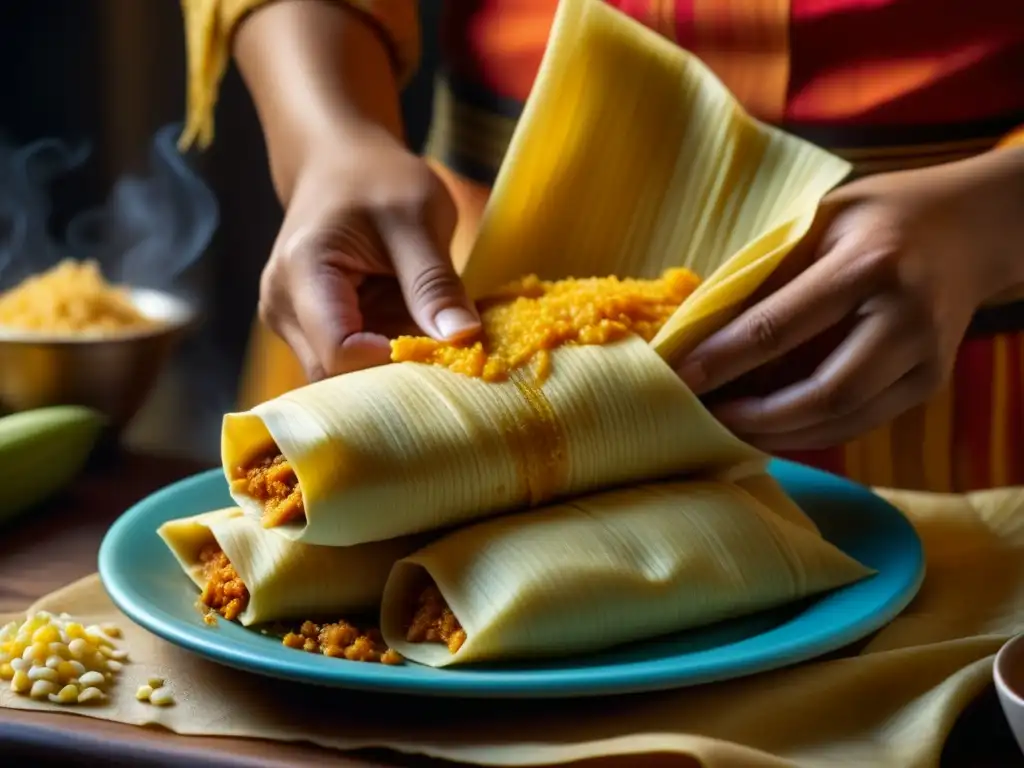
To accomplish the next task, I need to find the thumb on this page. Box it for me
[380,218,481,342]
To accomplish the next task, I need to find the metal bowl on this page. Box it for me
[0,288,198,434]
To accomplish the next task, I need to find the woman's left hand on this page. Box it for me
[676,147,1024,452]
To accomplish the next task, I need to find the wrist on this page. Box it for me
[235,0,405,204]
[948,146,1024,302]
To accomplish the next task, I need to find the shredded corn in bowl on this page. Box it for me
[0,260,158,336]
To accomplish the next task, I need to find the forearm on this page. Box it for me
[234,0,404,203]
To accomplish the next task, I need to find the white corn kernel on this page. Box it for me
[45,655,63,669]
[10,658,29,673]
[27,666,58,683]
[77,686,104,704]
[148,687,175,706]
[29,680,56,699]
[108,649,129,661]
[105,660,123,673]
[67,660,86,677]
[78,671,105,688]
[147,676,164,689]
[48,684,79,704]
[67,639,87,658]
[135,684,153,701]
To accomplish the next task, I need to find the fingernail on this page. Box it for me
[434,307,480,341]
[677,359,706,392]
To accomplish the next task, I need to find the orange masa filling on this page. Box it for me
[283,621,402,665]
[198,544,250,621]
[390,268,700,382]
[198,545,401,665]
[406,583,466,654]
[230,450,305,528]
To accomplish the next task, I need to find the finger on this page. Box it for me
[273,316,328,383]
[741,365,939,452]
[378,215,481,342]
[289,258,390,376]
[711,302,921,435]
[676,242,875,395]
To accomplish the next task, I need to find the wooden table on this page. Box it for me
[0,452,1019,767]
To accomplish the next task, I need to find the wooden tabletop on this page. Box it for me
[0,451,1019,767]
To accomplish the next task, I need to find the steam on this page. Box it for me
[0,123,218,291]
[0,123,228,460]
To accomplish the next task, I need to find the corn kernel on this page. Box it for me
[65,623,85,640]
[27,666,58,683]
[32,626,59,645]
[10,658,28,673]
[149,687,175,706]
[135,684,153,701]
[11,670,30,693]
[45,654,63,669]
[106,660,123,673]
[147,676,164,689]
[48,684,79,704]
[67,638,87,658]
[77,686,104,704]
[100,624,122,638]
[0,663,13,680]
[78,671,105,688]
[29,680,56,699]
[108,649,129,661]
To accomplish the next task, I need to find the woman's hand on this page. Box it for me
[677,148,1024,451]
[232,1,479,382]
[258,133,481,381]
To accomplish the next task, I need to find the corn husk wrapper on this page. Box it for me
[381,474,873,667]
[223,337,759,546]
[222,0,851,547]
[157,508,420,626]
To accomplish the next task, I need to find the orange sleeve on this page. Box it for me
[997,125,1024,150]
[178,0,420,150]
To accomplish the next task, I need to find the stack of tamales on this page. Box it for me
[159,0,871,667]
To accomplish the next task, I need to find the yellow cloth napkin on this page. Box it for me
[2,487,1023,767]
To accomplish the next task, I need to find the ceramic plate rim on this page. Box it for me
[98,460,924,698]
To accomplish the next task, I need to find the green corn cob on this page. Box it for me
[0,405,106,523]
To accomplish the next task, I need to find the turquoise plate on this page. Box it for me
[98,459,924,698]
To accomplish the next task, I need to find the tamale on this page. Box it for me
[158,508,419,625]
[223,335,760,545]
[380,474,872,667]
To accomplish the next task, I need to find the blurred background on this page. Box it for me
[0,0,440,462]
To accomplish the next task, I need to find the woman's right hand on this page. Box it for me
[258,132,481,381]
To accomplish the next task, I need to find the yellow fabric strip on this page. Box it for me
[178,0,420,151]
